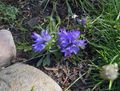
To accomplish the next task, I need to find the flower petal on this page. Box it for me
[32,32,41,39]
[77,40,86,48]
[32,43,45,52]
[70,30,80,39]
[69,45,79,54]
[32,32,44,43]
[62,48,72,57]
[41,30,51,41]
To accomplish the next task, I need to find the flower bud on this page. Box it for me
[100,63,119,80]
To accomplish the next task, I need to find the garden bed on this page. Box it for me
[0,0,120,91]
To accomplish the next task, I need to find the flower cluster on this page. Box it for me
[32,28,87,57]
[58,28,86,57]
[32,30,51,52]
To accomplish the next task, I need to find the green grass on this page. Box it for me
[87,0,120,90]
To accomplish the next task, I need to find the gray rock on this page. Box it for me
[0,63,62,91]
[0,29,16,68]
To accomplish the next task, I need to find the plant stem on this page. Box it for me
[109,80,113,90]
[65,72,87,91]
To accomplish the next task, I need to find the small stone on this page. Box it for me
[100,63,119,80]
[0,29,16,69]
[0,63,63,91]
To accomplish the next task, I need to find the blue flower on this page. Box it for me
[32,30,51,52]
[81,18,86,26]
[58,28,86,57]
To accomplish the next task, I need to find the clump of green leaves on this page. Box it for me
[0,1,18,23]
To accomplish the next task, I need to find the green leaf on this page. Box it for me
[36,57,44,67]
[43,54,50,66]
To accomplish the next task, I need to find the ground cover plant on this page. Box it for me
[0,0,120,91]
[0,1,18,24]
